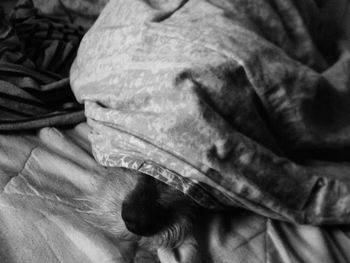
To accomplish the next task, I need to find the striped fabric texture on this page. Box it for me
[0,0,85,130]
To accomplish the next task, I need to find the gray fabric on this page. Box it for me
[71,0,350,224]
[0,0,87,130]
[1,123,350,263]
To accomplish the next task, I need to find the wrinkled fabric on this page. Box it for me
[2,123,350,263]
[71,0,350,224]
[32,0,109,29]
[0,0,86,130]
[0,123,159,263]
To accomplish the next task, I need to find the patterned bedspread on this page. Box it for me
[71,0,350,225]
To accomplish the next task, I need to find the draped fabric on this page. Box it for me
[0,0,85,130]
[71,0,350,224]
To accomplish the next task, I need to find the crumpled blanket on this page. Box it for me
[71,0,350,225]
[0,0,87,130]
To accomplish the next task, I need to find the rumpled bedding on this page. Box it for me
[0,0,87,130]
[2,123,350,263]
[0,123,159,263]
[1,0,350,263]
[71,0,350,225]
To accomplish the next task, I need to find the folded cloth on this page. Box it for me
[0,0,86,131]
[71,0,350,224]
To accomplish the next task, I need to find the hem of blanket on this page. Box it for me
[92,149,233,209]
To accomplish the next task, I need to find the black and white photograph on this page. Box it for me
[0,0,349,262]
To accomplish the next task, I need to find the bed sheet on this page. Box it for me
[0,123,158,263]
[2,0,350,262]
[1,123,350,263]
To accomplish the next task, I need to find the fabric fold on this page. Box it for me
[0,0,86,130]
[71,0,350,225]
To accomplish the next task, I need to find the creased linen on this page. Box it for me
[0,123,159,263]
[2,124,350,263]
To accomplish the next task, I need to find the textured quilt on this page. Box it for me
[71,0,350,225]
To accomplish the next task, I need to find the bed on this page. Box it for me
[1,0,350,262]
